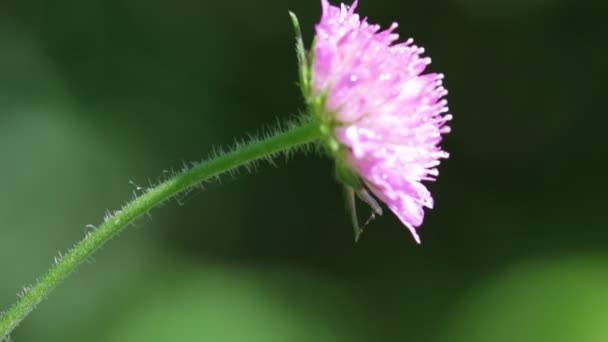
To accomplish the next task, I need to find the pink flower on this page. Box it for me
[312,0,451,243]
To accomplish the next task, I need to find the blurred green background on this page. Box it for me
[1,0,606,341]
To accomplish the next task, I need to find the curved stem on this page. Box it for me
[0,120,322,339]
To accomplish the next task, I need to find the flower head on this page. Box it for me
[311,0,452,243]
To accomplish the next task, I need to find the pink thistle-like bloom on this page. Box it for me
[313,0,451,243]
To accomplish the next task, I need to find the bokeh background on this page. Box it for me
[1,0,606,341]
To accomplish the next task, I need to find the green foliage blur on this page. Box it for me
[1,0,606,341]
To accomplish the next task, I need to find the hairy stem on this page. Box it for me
[0,120,322,339]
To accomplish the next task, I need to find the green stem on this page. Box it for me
[0,120,322,340]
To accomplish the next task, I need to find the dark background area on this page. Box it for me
[1,0,607,341]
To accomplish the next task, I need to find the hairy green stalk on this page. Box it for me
[0,120,322,340]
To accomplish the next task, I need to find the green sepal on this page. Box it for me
[288,11,311,100]
[335,160,362,189]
